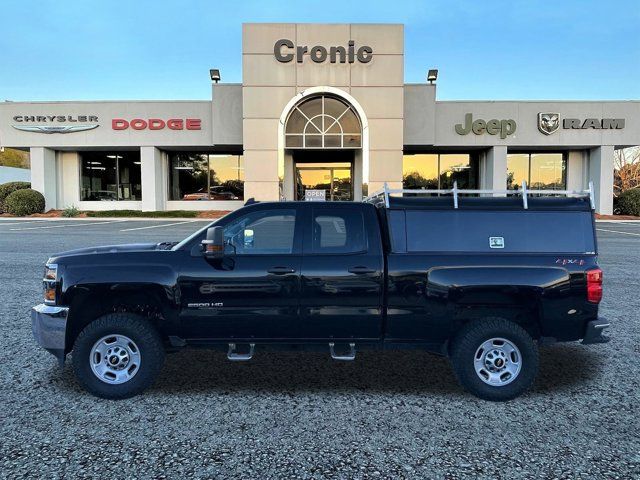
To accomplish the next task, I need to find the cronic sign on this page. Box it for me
[274,39,373,64]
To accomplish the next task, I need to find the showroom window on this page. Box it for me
[80,152,141,201]
[169,153,244,201]
[507,153,566,190]
[402,154,478,190]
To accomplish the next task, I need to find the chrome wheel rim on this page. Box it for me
[473,337,522,386]
[89,334,141,384]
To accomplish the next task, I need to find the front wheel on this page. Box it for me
[72,313,165,399]
[450,318,539,401]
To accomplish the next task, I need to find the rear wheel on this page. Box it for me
[450,318,538,401]
[72,313,165,399]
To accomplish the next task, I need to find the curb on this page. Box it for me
[595,219,640,223]
[0,217,214,222]
[2,217,638,223]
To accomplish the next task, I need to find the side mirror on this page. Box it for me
[201,226,224,259]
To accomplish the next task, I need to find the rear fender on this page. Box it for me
[428,266,571,338]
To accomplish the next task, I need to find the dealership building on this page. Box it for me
[0,23,638,214]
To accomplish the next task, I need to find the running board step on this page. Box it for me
[329,342,356,361]
[227,343,255,361]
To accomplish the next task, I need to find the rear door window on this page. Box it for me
[400,210,595,253]
[312,208,367,254]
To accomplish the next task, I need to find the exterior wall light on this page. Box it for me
[427,69,438,84]
[210,69,221,83]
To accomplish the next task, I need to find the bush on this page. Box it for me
[616,189,640,217]
[62,205,80,217]
[0,181,30,213]
[3,188,45,216]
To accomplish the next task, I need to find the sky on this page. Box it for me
[0,0,638,102]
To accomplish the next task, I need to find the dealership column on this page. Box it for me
[589,145,614,215]
[483,146,507,193]
[30,147,57,211]
[140,147,166,211]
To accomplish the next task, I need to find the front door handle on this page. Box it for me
[348,266,376,274]
[267,266,296,275]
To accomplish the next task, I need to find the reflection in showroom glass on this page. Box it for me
[507,153,566,190]
[402,154,479,191]
[169,153,244,201]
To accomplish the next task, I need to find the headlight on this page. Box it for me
[43,264,58,304]
[44,264,57,280]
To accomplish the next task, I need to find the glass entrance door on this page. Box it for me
[295,162,353,201]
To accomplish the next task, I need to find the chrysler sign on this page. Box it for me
[12,114,99,134]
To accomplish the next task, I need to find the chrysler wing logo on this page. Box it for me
[538,113,560,135]
[12,124,99,134]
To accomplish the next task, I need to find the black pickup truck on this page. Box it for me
[31,186,609,401]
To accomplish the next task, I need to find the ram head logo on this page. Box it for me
[538,113,560,135]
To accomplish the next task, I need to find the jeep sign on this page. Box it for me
[455,113,517,139]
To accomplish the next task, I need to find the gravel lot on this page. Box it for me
[0,218,638,479]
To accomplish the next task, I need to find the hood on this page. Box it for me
[52,243,162,258]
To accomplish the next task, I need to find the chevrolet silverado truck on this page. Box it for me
[31,183,609,401]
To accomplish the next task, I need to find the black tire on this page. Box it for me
[72,313,165,399]
[450,318,538,401]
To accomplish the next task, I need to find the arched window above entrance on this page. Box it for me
[284,95,362,149]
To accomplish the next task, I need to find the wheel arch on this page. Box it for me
[64,283,179,353]
[446,306,542,355]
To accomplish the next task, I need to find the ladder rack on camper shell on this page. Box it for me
[363,180,596,211]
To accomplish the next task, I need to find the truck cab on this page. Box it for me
[177,201,384,342]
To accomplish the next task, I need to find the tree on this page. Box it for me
[403,171,438,190]
[0,148,30,169]
[614,146,640,195]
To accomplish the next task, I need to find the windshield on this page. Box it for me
[171,217,221,251]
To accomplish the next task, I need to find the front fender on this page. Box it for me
[53,251,185,352]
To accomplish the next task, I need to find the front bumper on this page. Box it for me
[31,304,69,365]
[581,318,610,345]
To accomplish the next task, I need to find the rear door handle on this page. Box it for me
[267,266,296,275]
[348,266,376,274]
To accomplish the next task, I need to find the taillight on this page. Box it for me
[586,268,603,303]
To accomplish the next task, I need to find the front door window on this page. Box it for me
[223,209,297,255]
